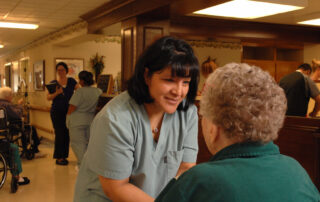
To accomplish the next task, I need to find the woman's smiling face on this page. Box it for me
[145,67,191,114]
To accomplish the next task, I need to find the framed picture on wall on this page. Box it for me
[4,64,11,87]
[55,58,84,79]
[34,60,45,91]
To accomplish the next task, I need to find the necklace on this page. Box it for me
[152,127,159,133]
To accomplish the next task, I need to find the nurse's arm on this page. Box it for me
[175,162,196,178]
[67,104,77,115]
[98,176,154,202]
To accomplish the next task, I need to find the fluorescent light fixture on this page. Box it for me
[298,19,320,26]
[0,21,38,29]
[0,44,3,48]
[193,0,306,19]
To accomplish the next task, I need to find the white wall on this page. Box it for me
[0,34,121,140]
[304,44,320,64]
[192,44,241,93]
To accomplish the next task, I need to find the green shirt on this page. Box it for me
[156,142,320,202]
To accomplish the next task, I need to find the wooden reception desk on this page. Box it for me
[275,116,320,190]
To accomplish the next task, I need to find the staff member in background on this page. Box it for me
[311,59,320,82]
[74,36,199,202]
[279,63,320,117]
[67,70,102,167]
[156,63,320,202]
[47,62,78,166]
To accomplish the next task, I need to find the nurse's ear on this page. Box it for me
[144,68,151,86]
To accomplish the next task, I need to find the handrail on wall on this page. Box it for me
[28,104,51,112]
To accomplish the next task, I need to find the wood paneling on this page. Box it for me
[121,26,134,91]
[276,61,302,82]
[86,0,173,33]
[275,116,320,190]
[242,60,276,78]
[80,0,134,21]
[121,16,169,90]
[170,16,320,44]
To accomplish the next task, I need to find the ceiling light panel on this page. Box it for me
[193,0,306,19]
[0,21,38,29]
[298,19,320,26]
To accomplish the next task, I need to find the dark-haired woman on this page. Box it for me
[47,62,78,165]
[74,36,200,202]
[67,70,102,166]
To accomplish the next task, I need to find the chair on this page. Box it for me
[5,109,35,160]
[0,107,18,193]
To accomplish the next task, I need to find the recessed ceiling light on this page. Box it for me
[0,44,4,48]
[0,21,38,29]
[298,18,320,26]
[193,0,306,19]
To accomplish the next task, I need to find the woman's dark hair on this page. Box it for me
[56,62,68,73]
[128,36,199,111]
[78,70,94,86]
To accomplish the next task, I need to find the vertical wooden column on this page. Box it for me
[121,16,169,90]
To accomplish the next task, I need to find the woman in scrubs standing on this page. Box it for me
[74,36,200,202]
[67,70,102,166]
[47,62,78,165]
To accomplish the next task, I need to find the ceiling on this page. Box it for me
[0,0,110,56]
[1,0,320,57]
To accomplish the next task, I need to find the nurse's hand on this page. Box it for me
[98,176,154,202]
[175,162,196,179]
[56,86,63,95]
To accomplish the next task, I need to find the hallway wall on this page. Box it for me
[0,30,121,140]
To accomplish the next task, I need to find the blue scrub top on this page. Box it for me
[74,91,199,202]
[68,86,102,128]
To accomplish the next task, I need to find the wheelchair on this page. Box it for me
[0,140,19,193]
[0,108,19,193]
[5,102,37,160]
[9,120,35,160]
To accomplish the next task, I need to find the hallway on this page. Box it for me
[1,139,78,202]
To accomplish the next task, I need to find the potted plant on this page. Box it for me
[90,53,105,82]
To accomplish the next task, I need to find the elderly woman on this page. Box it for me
[0,87,30,186]
[156,63,320,201]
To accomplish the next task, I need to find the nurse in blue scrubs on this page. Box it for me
[73,36,200,202]
[67,71,102,166]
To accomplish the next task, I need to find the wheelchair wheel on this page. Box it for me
[25,149,34,160]
[0,152,7,189]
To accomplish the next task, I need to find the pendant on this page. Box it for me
[152,127,159,133]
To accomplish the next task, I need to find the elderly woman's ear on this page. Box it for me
[201,117,220,155]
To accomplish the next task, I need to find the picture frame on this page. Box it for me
[34,60,45,91]
[55,58,84,79]
[97,74,113,95]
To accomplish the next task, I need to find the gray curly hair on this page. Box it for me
[0,87,13,101]
[200,63,287,143]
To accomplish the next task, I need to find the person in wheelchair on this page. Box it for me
[0,87,41,156]
[0,87,31,186]
[8,142,30,186]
